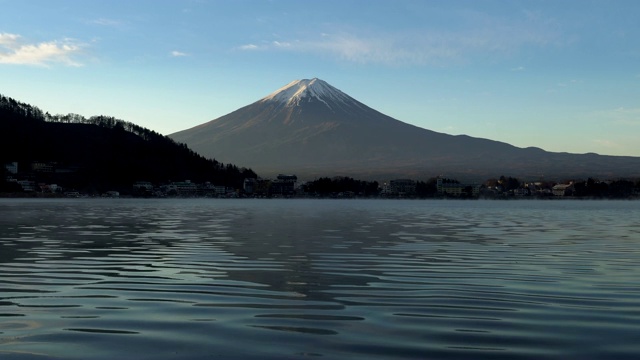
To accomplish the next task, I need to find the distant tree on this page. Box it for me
[609,180,634,198]
[305,176,378,197]
[416,178,437,197]
[499,175,520,191]
[0,166,21,193]
[484,178,499,188]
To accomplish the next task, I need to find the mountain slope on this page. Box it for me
[0,94,256,193]
[170,78,640,181]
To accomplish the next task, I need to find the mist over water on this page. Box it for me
[1,199,639,359]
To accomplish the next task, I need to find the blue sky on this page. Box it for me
[1,0,639,156]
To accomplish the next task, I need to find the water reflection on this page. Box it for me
[1,199,639,359]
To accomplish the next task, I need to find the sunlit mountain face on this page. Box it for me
[170,79,640,181]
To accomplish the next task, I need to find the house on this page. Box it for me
[161,180,198,196]
[270,174,297,196]
[4,162,18,175]
[252,178,272,196]
[436,178,480,197]
[39,183,60,193]
[133,181,153,191]
[388,179,416,196]
[173,180,198,195]
[512,188,529,196]
[213,185,227,196]
[552,183,574,196]
[104,191,120,198]
[17,180,36,192]
[31,162,54,173]
[243,178,256,194]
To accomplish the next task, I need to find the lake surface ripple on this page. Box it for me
[1,199,639,359]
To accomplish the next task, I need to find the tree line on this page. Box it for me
[302,176,380,196]
[1,93,257,194]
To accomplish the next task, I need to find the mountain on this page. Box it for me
[0,94,256,193]
[170,78,640,181]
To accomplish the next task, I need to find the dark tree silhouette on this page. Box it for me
[1,93,257,194]
[304,176,379,197]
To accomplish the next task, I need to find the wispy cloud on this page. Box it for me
[272,41,291,48]
[607,107,640,126]
[237,32,459,65]
[0,33,20,45]
[90,18,123,27]
[235,15,562,66]
[585,107,640,139]
[0,33,84,67]
[238,44,259,50]
[593,139,621,149]
[547,79,583,93]
[237,41,292,51]
[170,50,188,57]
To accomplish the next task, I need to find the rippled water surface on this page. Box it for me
[1,199,639,359]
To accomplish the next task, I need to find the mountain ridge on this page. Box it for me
[170,78,640,181]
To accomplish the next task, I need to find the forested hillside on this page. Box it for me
[0,94,256,194]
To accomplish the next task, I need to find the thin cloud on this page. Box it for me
[609,107,640,126]
[237,41,292,51]
[90,18,122,27]
[87,18,129,31]
[272,41,291,48]
[238,44,259,50]
[235,13,563,66]
[171,50,188,57]
[238,32,459,65]
[593,139,620,149]
[0,33,20,45]
[587,107,640,128]
[238,28,558,66]
[0,33,84,67]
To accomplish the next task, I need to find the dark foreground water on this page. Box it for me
[1,199,639,359]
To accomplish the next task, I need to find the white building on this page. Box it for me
[4,162,18,174]
[552,183,573,196]
[436,178,480,197]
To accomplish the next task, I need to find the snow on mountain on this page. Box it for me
[260,78,356,110]
[170,78,640,181]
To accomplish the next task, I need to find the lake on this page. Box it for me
[1,198,639,359]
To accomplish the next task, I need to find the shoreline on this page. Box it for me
[1,193,638,200]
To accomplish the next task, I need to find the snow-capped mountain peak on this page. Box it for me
[260,78,354,109]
